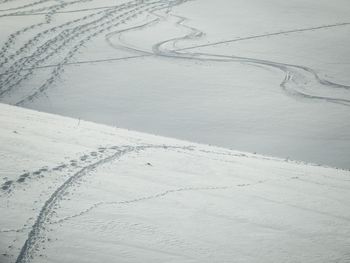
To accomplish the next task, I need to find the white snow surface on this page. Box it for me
[0,0,349,168]
[0,103,350,263]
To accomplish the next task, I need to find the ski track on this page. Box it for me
[105,17,161,55]
[177,22,350,53]
[0,146,112,195]
[1,141,277,261]
[1,0,163,97]
[0,144,259,236]
[0,0,94,17]
[13,1,174,105]
[15,145,139,263]
[1,4,350,260]
[13,144,192,263]
[51,186,235,225]
[0,0,189,105]
[0,54,147,76]
[111,12,350,106]
[0,0,106,67]
[0,5,115,17]
[0,179,262,234]
[0,0,58,12]
[0,17,159,76]
[0,1,132,88]
[151,14,350,106]
[0,0,93,66]
[1,143,349,261]
[49,175,350,230]
[0,3,157,16]
[2,2,348,106]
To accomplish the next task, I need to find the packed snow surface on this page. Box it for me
[0,0,350,168]
[0,103,350,263]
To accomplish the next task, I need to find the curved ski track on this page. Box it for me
[150,15,350,106]
[10,142,276,263]
[2,0,348,105]
[2,142,349,262]
[1,5,350,260]
[111,13,350,106]
[13,144,193,263]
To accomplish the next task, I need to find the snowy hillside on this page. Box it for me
[1,103,350,263]
[1,1,350,262]
[0,0,349,168]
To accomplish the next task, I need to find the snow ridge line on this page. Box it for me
[15,144,192,263]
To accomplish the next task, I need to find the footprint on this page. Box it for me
[90,152,98,157]
[237,184,250,187]
[3,180,13,186]
[98,147,106,153]
[110,146,119,150]
[17,177,25,183]
[80,155,88,161]
[20,172,30,178]
[53,164,67,171]
[2,180,13,190]
[39,167,48,172]
[2,185,10,190]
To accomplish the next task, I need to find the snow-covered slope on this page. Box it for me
[1,103,350,263]
[0,0,349,168]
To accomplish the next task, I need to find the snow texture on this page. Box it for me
[0,103,350,263]
[0,0,349,168]
[0,1,350,261]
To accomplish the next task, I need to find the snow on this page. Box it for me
[0,0,349,168]
[1,1,350,261]
[1,103,350,263]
